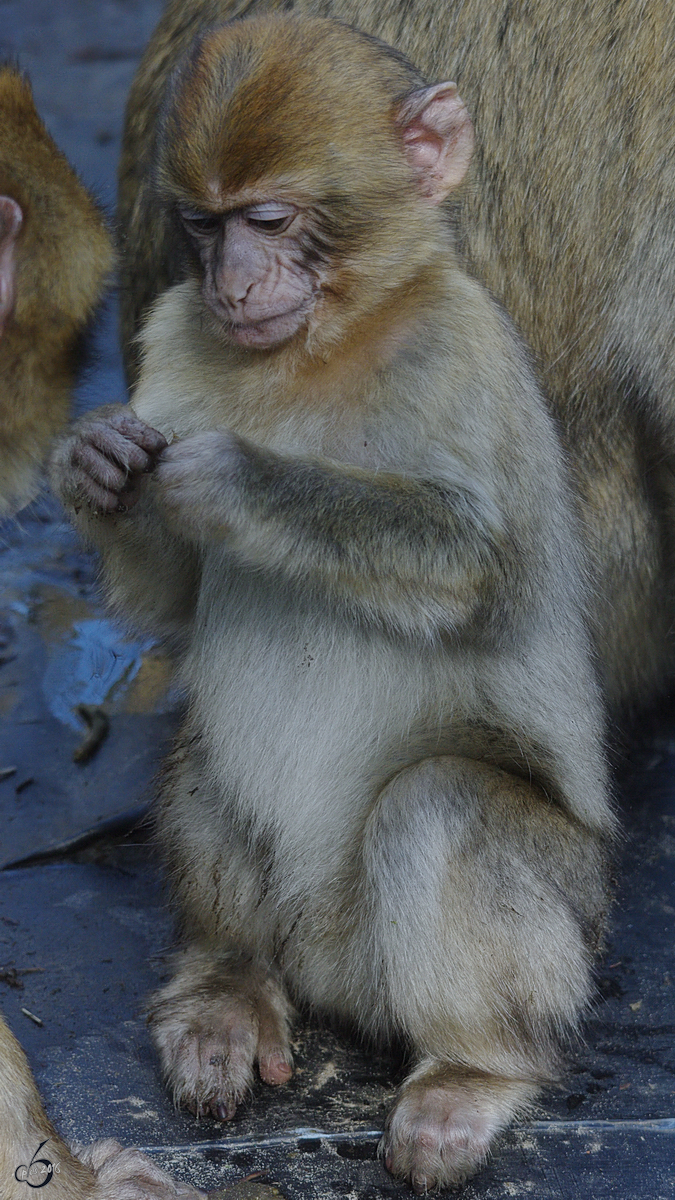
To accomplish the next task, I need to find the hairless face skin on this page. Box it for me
[0,196,22,336]
[176,80,471,352]
[179,199,315,348]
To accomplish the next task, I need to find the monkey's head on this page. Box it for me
[0,66,112,342]
[0,65,113,518]
[155,15,474,353]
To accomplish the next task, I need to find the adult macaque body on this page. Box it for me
[0,65,203,1200]
[119,0,675,718]
[53,16,614,1192]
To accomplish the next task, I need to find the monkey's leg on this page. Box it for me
[361,756,609,1192]
[0,1014,203,1198]
[147,945,294,1120]
[148,738,294,1119]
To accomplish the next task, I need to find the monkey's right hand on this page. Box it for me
[51,404,168,514]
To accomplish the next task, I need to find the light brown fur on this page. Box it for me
[0,65,204,1200]
[117,0,675,716]
[0,1015,205,1199]
[53,16,616,1190]
[0,65,113,515]
[0,1016,94,1200]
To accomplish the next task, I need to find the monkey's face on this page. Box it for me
[160,15,473,355]
[179,198,317,349]
[0,195,22,336]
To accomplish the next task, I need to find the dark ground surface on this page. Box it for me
[0,3,674,1197]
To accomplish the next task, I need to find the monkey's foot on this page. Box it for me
[72,1139,205,1198]
[381,1061,538,1193]
[148,956,294,1121]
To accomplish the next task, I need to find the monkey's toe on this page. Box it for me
[148,991,258,1120]
[187,1093,240,1122]
[382,1062,538,1191]
[148,964,294,1119]
[258,1047,294,1085]
[382,1119,483,1192]
[72,1139,205,1197]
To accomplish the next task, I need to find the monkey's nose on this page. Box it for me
[220,273,254,306]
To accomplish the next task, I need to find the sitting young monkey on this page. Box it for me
[52,17,614,1193]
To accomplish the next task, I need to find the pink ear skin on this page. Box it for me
[397,83,475,205]
[0,196,23,337]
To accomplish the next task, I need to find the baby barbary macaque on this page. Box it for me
[52,16,614,1193]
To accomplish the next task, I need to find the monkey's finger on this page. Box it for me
[107,408,169,456]
[209,1094,238,1122]
[186,1093,237,1122]
[71,470,125,513]
[202,1017,258,1111]
[382,1134,447,1194]
[73,442,133,492]
[116,478,145,512]
[84,425,156,475]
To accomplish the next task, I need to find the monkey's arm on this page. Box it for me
[0,1015,203,1198]
[154,429,527,641]
[50,406,201,640]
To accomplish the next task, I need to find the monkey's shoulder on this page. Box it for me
[133,274,557,487]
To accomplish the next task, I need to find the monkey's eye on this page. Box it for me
[243,203,296,234]
[179,208,221,236]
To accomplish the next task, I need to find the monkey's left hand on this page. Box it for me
[154,429,243,540]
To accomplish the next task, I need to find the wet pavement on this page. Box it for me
[0,3,674,1197]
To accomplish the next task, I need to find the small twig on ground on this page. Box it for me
[73,704,110,763]
[21,1007,43,1026]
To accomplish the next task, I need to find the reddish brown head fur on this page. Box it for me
[0,66,112,334]
[157,16,424,211]
[0,64,112,515]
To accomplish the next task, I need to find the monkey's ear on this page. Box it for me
[396,83,474,204]
[0,196,22,335]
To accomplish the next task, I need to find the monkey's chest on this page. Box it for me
[181,553,473,863]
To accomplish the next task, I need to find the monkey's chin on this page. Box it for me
[226,308,307,349]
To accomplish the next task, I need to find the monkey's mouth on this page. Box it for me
[226,306,309,348]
